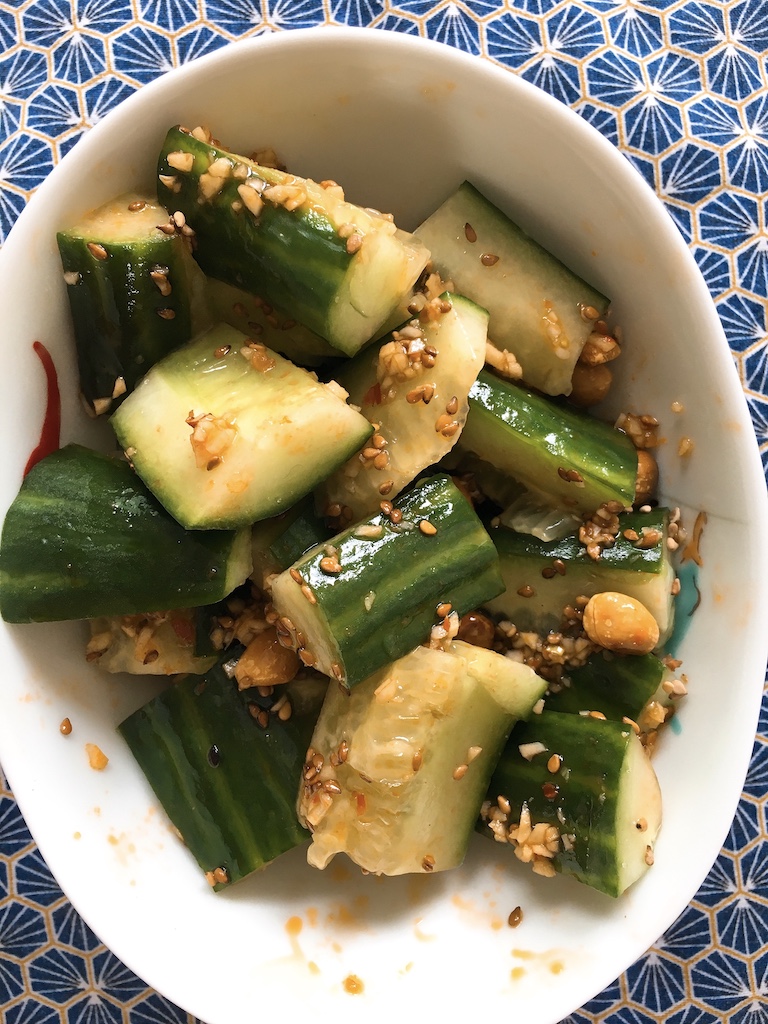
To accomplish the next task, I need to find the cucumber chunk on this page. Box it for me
[486,509,675,643]
[57,193,203,415]
[415,181,609,396]
[552,650,675,731]
[111,323,373,530]
[0,446,251,623]
[462,369,639,515]
[205,279,339,368]
[88,610,217,676]
[119,649,317,890]
[299,642,546,875]
[250,498,332,589]
[484,711,661,897]
[317,293,488,518]
[157,127,430,356]
[271,475,504,688]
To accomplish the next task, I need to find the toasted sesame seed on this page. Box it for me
[644,845,654,865]
[256,710,269,729]
[378,480,394,495]
[331,662,344,682]
[547,753,561,774]
[419,520,437,536]
[588,710,606,720]
[622,716,641,734]
[412,749,423,772]
[436,602,452,617]
[206,457,221,471]
[541,566,557,579]
[508,906,523,928]
[289,568,303,584]
[497,795,511,814]
[446,395,459,415]
[319,556,342,574]
[517,585,535,598]
[558,467,584,484]
[390,508,403,525]
[453,763,469,780]
[213,866,230,884]
[481,253,499,266]
[422,854,435,872]
[87,242,108,260]
[324,780,342,795]
[301,584,317,605]
[338,740,349,762]
[464,222,477,242]
[373,452,389,470]
[553,559,566,576]
[59,717,72,736]
[157,308,176,320]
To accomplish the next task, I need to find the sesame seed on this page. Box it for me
[453,764,468,780]
[481,253,499,266]
[422,854,435,872]
[436,602,452,617]
[446,395,459,415]
[87,242,108,260]
[128,200,147,212]
[213,866,230,884]
[464,222,477,243]
[214,345,231,358]
[373,452,389,470]
[207,744,221,767]
[59,717,72,736]
[379,480,394,495]
[390,509,403,525]
[508,906,523,928]
[290,568,304,584]
[541,782,559,800]
[412,749,423,772]
[301,584,317,605]
[419,520,437,536]
[517,584,535,598]
[157,308,176,320]
[588,710,606,720]
[319,556,342,574]
[547,753,561,773]
[497,795,511,814]
[644,845,654,866]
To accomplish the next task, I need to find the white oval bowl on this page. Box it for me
[1,27,767,1024]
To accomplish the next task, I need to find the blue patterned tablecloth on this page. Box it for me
[1,2,768,1022]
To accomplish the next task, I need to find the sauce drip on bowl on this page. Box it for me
[24,341,60,476]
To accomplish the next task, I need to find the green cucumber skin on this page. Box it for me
[0,446,251,623]
[493,509,669,572]
[486,712,634,897]
[414,182,609,397]
[157,128,426,356]
[551,651,667,722]
[486,509,674,637]
[279,475,504,688]
[119,650,314,889]
[463,370,638,513]
[58,224,193,411]
[251,499,332,586]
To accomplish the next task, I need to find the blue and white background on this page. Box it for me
[1,1,768,1021]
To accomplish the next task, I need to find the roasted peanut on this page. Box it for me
[569,363,613,408]
[634,449,658,505]
[582,592,659,654]
[456,611,496,649]
[234,626,300,689]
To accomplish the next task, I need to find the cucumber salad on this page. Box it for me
[0,124,694,902]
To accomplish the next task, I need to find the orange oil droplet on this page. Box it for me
[285,916,303,937]
[308,961,321,975]
[510,967,526,981]
[343,974,364,995]
[550,960,565,975]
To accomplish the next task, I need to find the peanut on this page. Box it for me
[634,450,658,505]
[582,592,659,654]
[234,626,300,689]
[569,363,613,408]
[456,611,496,649]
